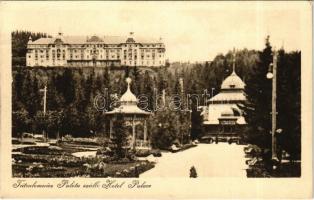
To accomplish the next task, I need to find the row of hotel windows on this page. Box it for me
[30,60,164,66]
[33,48,164,54]
[31,44,164,48]
[31,53,164,60]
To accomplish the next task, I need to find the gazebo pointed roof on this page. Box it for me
[105,78,151,116]
[120,78,138,104]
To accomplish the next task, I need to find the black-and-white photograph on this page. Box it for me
[9,2,303,179]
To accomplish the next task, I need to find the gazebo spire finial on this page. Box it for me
[126,77,132,90]
[232,47,236,73]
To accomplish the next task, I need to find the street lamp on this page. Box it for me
[267,49,279,168]
[266,63,274,79]
[40,85,48,142]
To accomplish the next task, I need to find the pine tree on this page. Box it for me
[111,113,128,158]
[240,36,273,150]
[131,66,141,95]
[277,50,301,160]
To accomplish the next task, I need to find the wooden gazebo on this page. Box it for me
[105,78,151,150]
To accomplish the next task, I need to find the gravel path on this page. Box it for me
[140,143,248,178]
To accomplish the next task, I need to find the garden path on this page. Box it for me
[140,143,248,177]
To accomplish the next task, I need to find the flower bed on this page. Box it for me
[15,146,71,156]
[12,151,155,178]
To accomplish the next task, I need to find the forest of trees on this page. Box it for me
[11,31,301,156]
[241,36,301,160]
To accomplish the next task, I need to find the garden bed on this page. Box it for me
[12,150,155,178]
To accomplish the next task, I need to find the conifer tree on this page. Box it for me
[111,113,128,158]
[240,36,273,149]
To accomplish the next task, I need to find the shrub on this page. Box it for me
[135,149,151,157]
[151,149,162,157]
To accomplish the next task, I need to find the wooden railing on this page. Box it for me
[135,140,150,149]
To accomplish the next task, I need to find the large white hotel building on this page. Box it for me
[26,32,166,67]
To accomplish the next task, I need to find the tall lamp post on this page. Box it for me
[40,85,48,142]
[266,49,279,167]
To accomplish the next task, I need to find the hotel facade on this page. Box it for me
[26,32,166,67]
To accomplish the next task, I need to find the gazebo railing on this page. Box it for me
[135,140,150,149]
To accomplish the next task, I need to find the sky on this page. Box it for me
[0,1,308,62]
